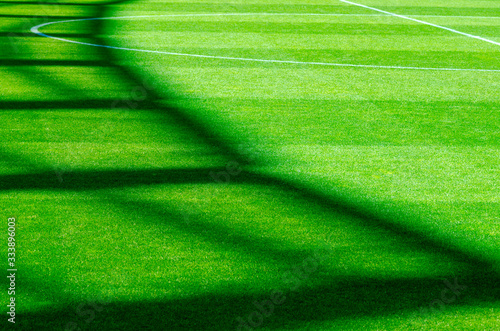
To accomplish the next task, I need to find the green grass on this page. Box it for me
[109,0,500,261]
[1,0,500,330]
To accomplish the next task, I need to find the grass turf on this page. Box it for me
[1,0,499,329]
[108,0,500,264]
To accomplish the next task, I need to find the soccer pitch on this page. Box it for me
[1,0,500,329]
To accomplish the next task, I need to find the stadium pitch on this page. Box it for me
[1,0,500,329]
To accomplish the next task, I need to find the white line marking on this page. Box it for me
[31,13,500,72]
[340,0,500,47]
[410,15,500,19]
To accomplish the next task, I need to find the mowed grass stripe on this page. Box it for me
[113,3,367,15]
[185,98,500,146]
[163,67,500,100]
[132,48,500,70]
[115,32,500,52]
[0,108,227,170]
[113,21,500,36]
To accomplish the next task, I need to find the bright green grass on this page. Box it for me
[2,0,500,330]
[107,0,500,328]
[108,0,500,264]
[0,184,480,327]
[0,109,226,171]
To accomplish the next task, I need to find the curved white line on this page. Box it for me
[30,13,500,72]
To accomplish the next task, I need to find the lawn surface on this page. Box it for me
[1,0,499,330]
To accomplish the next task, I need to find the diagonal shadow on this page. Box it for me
[0,59,108,66]
[16,273,500,330]
[240,171,500,274]
[90,8,250,164]
[0,13,90,18]
[0,167,221,190]
[0,163,498,277]
[0,0,127,5]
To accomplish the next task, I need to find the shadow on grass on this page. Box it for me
[18,274,499,330]
[0,168,220,190]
